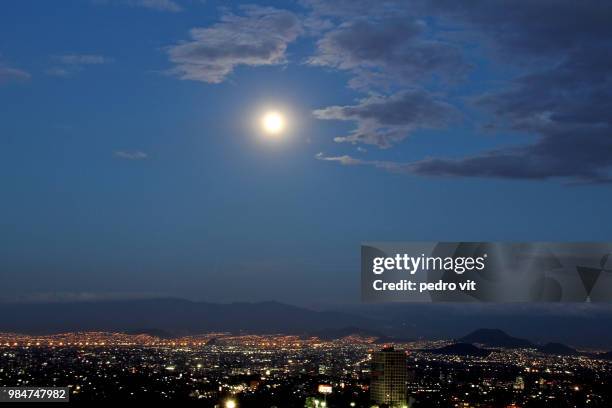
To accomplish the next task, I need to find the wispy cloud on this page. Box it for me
[0,65,31,84]
[315,152,366,166]
[94,0,182,12]
[127,0,182,12]
[47,54,113,77]
[54,54,113,65]
[114,150,148,160]
[44,67,71,77]
[166,6,301,83]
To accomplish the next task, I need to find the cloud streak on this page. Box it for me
[47,54,113,77]
[127,0,182,12]
[114,150,148,160]
[0,65,30,84]
[54,54,113,65]
[96,0,182,12]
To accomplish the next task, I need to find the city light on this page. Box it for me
[0,331,610,406]
[318,384,332,394]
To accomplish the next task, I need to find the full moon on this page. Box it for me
[261,111,285,135]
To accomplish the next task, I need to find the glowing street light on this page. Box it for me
[225,399,237,408]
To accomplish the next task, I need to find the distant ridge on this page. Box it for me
[460,328,534,348]
[597,351,612,360]
[460,329,585,356]
[310,326,384,340]
[0,298,376,336]
[537,342,579,356]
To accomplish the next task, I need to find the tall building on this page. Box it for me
[370,347,407,407]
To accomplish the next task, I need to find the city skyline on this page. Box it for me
[1,328,611,406]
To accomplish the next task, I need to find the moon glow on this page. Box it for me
[261,111,285,135]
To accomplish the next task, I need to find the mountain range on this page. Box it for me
[1,298,611,355]
[459,328,534,348]
[0,298,374,336]
[456,328,582,356]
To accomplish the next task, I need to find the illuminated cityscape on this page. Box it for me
[1,331,611,407]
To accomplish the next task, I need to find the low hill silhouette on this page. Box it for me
[537,342,580,356]
[460,328,533,348]
[427,342,491,357]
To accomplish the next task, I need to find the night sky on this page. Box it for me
[1,0,612,306]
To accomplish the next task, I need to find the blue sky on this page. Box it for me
[1,0,612,305]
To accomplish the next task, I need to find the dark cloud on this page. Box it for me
[304,0,612,56]
[412,45,612,182]
[317,47,612,182]
[408,134,612,183]
[167,6,301,83]
[301,0,412,20]
[313,90,458,148]
[319,122,612,183]
[478,49,612,130]
[309,1,612,183]
[309,18,467,89]
[425,0,612,58]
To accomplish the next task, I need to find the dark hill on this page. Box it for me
[427,342,491,357]
[537,342,579,356]
[460,328,533,348]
